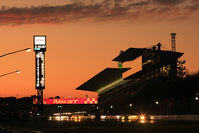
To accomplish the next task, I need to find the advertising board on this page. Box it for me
[33,98,98,104]
[34,35,46,51]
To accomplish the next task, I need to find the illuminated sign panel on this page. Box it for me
[34,36,46,44]
[34,36,46,51]
[35,51,45,89]
[33,98,98,104]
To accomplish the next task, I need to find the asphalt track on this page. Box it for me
[1,120,199,133]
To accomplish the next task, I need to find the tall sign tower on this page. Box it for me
[170,33,176,51]
[33,35,46,115]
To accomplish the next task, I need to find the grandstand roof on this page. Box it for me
[113,48,183,62]
[76,68,130,92]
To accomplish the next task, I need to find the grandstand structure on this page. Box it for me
[76,43,184,115]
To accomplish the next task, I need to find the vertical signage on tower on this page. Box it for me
[35,51,45,89]
[34,35,46,89]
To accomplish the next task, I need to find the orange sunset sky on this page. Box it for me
[0,0,199,98]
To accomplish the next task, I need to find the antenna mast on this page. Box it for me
[170,33,176,51]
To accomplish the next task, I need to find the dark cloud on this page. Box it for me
[0,0,198,26]
[148,7,170,14]
[191,0,199,3]
[129,1,149,7]
[152,0,186,5]
[185,4,199,12]
[0,3,103,25]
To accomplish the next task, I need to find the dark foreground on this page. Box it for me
[1,120,199,133]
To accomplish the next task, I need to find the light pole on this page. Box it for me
[0,48,31,58]
[0,48,30,78]
[0,70,20,77]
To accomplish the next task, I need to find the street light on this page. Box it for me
[26,48,31,52]
[195,97,198,101]
[16,70,20,73]
[0,70,20,77]
[0,48,31,58]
